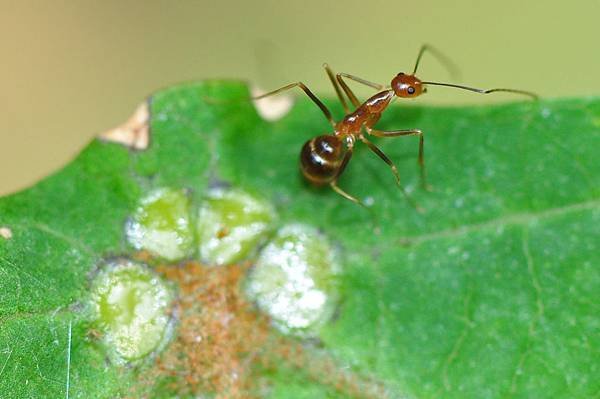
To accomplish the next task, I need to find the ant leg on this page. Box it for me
[253,82,335,127]
[360,134,424,212]
[328,145,366,207]
[367,127,430,191]
[335,72,387,109]
[335,75,363,108]
[330,180,365,207]
[337,73,386,90]
[323,63,349,113]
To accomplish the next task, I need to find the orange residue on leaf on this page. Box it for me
[216,225,230,239]
[155,262,270,398]
[131,250,155,264]
[85,328,103,342]
[134,261,391,399]
[266,338,390,399]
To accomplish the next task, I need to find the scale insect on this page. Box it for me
[253,45,538,209]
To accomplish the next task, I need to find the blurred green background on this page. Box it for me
[1,0,599,196]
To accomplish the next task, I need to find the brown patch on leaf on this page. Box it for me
[216,226,230,239]
[99,101,150,150]
[266,339,392,399]
[136,261,392,398]
[0,227,12,240]
[154,262,270,398]
[85,328,103,342]
[131,250,155,264]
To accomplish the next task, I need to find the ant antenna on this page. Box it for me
[413,44,461,80]
[420,81,539,100]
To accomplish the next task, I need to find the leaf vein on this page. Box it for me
[28,222,96,257]
[508,228,545,396]
[441,288,475,392]
[398,198,599,246]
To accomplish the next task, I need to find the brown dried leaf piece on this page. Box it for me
[99,101,150,150]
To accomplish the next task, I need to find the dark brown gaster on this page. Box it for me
[253,44,538,209]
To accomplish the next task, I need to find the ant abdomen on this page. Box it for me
[300,135,344,185]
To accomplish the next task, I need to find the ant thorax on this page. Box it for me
[335,90,394,137]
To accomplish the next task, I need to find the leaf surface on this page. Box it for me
[1,81,598,398]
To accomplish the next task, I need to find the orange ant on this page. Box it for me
[253,45,537,209]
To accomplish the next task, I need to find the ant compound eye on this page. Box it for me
[407,86,415,94]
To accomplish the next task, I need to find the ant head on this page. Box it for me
[391,73,424,98]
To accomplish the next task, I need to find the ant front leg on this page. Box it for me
[253,82,336,127]
[366,127,431,192]
[335,73,387,108]
[359,135,424,212]
[323,64,350,113]
[337,73,386,90]
[335,73,386,109]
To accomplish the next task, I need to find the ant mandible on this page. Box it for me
[253,45,538,209]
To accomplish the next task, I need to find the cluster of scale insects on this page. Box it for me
[253,45,537,210]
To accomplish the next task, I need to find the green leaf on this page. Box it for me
[1,80,598,398]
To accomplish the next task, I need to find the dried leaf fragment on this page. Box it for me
[99,101,150,150]
[0,226,12,239]
[251,86,294,121]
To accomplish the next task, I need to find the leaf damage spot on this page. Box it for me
[99,101,150,150]
[0,226,12,240]
[251,85,294,121]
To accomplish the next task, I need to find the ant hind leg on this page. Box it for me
[330,180,365,207]
[328,144,366,208]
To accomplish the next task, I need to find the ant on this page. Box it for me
[253,45,537,209]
